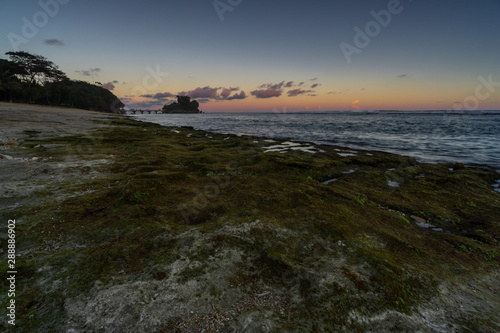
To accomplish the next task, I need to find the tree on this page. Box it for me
[0,59,25,101]
[177,95,191,107]
[6,51,67,87]
[163,95,200,113]
[190,100,199,110]
[1,52,124,111]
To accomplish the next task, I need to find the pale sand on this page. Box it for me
[0,102,124,210]
[0,102,124,144]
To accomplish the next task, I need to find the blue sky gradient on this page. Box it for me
[1,0,499,111]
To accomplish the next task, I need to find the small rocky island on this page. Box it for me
[162,95,202,113]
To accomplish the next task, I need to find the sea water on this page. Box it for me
[132,111,500,171]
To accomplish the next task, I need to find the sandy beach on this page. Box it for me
[0,102,122,141]
[0,102,124,211]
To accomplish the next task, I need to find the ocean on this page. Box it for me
[132,111,500,171]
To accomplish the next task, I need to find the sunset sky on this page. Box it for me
[1,0,499,112]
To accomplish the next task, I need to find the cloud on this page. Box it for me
[227,90,247,100]
[285,81,294,88]
[76,68,101,77]
[298,82,304,86]
[327,91,338,95]
[44,38,64,46]
[102,82,115,91]
[139,86,247,102]
[45,39,64,46]
[311,83,320,88]
[140,92,176,100]
[220,87,239,99]
[309,77,318,81]
[287,89,313,97]
[251,89,283,99]
[179,86,220,99]
[259,81,286,90]
[154,92,176,99]
[397,74,408,78]
[112,80,119,84]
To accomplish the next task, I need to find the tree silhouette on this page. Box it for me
[177,95,191,107]
[163,95,200,113]
[1,52,124,112]
[6,51,67,88]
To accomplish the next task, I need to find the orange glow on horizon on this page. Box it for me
[114,79,500,112]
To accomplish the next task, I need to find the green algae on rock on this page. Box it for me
[1,110,499,332]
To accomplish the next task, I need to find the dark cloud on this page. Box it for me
[287,89,313,97]
[298,82,304,86]
[44,39,64,46]
[311,83,320,88]
[327,91,338,95]
[285,81,294,88]
[251,89,283,99]
[179,86,220,99]
[227,91,247,100]
[139,86,247,103]
[154,92,176,99]
[220,87,239,99]
[112,80,119,84]
[102,82,115,91]
[75,68,101,77]
[259,81,286,90]
[397,74,408,78]
[140,92,176,100]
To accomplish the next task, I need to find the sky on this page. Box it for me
[1,0,500,112]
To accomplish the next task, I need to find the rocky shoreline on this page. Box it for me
[1,102,499,332]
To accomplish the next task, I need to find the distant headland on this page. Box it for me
[162,95,202,113]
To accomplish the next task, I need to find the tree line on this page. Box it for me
[163,95,200,113]
[0,51,124,113]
